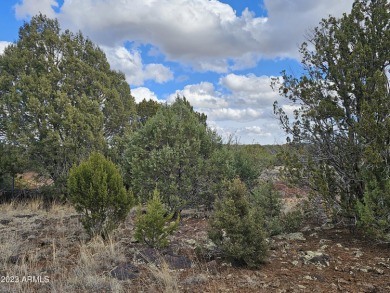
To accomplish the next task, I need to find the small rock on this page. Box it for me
[0,219,11,225]
[164,254,192,270]
[301,251,330,267]
[270,279,280,288]
[337,278,349,285]
[319,239,331,245]
[110,263,139,280]
[303,275,316,281]
[206,260,218,275]
[361,282,376,293]
[184,239,197,246]
[276,232,306,241]
[368,267,384,275]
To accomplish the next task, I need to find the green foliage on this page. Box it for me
[251,181,303,235]
[134,188,179,248]
[273,0,390,230]
[279,210,304,234]
[0,14,136,192]
[136,98,161,125]
[357,177,390,240]
[68,152,133,238]
[251,182,283,235]
[208,178,268,268]
[124,96,226,212]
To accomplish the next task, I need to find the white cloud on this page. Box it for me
[168,73,291,143]
[131,87,161,103]
[207,108,264,122]
[168,82,228,109]
[0,41,12,55]
[14,0,354,72]
[100,46,173,86]
[14,0,58,19]
[220,74,281,107]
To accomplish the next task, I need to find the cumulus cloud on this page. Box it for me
[167,72,292,143]
[0,41,12,55]
[220,74,281,107]
[14,0,58,19]
[168,82,228,109]
[131,87,161,103]
[207,108,264,122]
[15,0,354,72]
[100,46,173,86]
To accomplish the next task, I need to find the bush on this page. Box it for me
[251,182,283,235]
[251,181,303,235]
[134,189,179,248]
[208,178,268,268]
[280,210,304,233]
[357,178,390,240]
[68,152,134,238]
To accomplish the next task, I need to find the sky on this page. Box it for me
[0,0,355,144]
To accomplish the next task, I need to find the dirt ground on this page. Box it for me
[0,198,389,293]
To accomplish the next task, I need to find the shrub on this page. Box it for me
[251,181,283,235]
[357,178,390,240]
[68,152,133,238]
[208,178,268,268]
[251,181,304,235]
[134,189,179,248]
[280,210,304,233]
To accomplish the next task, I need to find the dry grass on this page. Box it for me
[53,235,127,292]
[146,258,180,293]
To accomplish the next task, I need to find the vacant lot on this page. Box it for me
[0,198,389,293]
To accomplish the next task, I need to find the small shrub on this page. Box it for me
[134,189,179,248]
[68,152,134,238]
[208,178,268,268]
[357,178,390,240]
[280,210,304,233]
[251,181,283,235]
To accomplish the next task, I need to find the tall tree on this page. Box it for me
[0,14,136,192]
[124,97,226,212]
[273,0,390,226]
[136,98,161,125]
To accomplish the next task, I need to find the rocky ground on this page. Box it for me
[0,198,389,293]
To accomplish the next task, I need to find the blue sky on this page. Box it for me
[0,0,354,144]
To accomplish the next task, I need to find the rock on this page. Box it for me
[360,282,376,293]
[164,254,192,270]
[0,219,11,225]
[206,260,218,275]
[135,248,192,269]
[291,260,299,266]
[110,263,139,280]
[8,254,23,265]
[303,275,315,281]
[301,251,330,267]
[276,232,306,241]
[184,239,197,246]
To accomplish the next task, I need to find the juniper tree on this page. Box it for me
[273,0,390,232]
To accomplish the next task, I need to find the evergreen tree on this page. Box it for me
[273,1,389,231]
[124,97,225,212]
[0,14,136,192]
[68,152,133,238]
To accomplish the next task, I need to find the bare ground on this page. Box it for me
[0,198,389,293]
